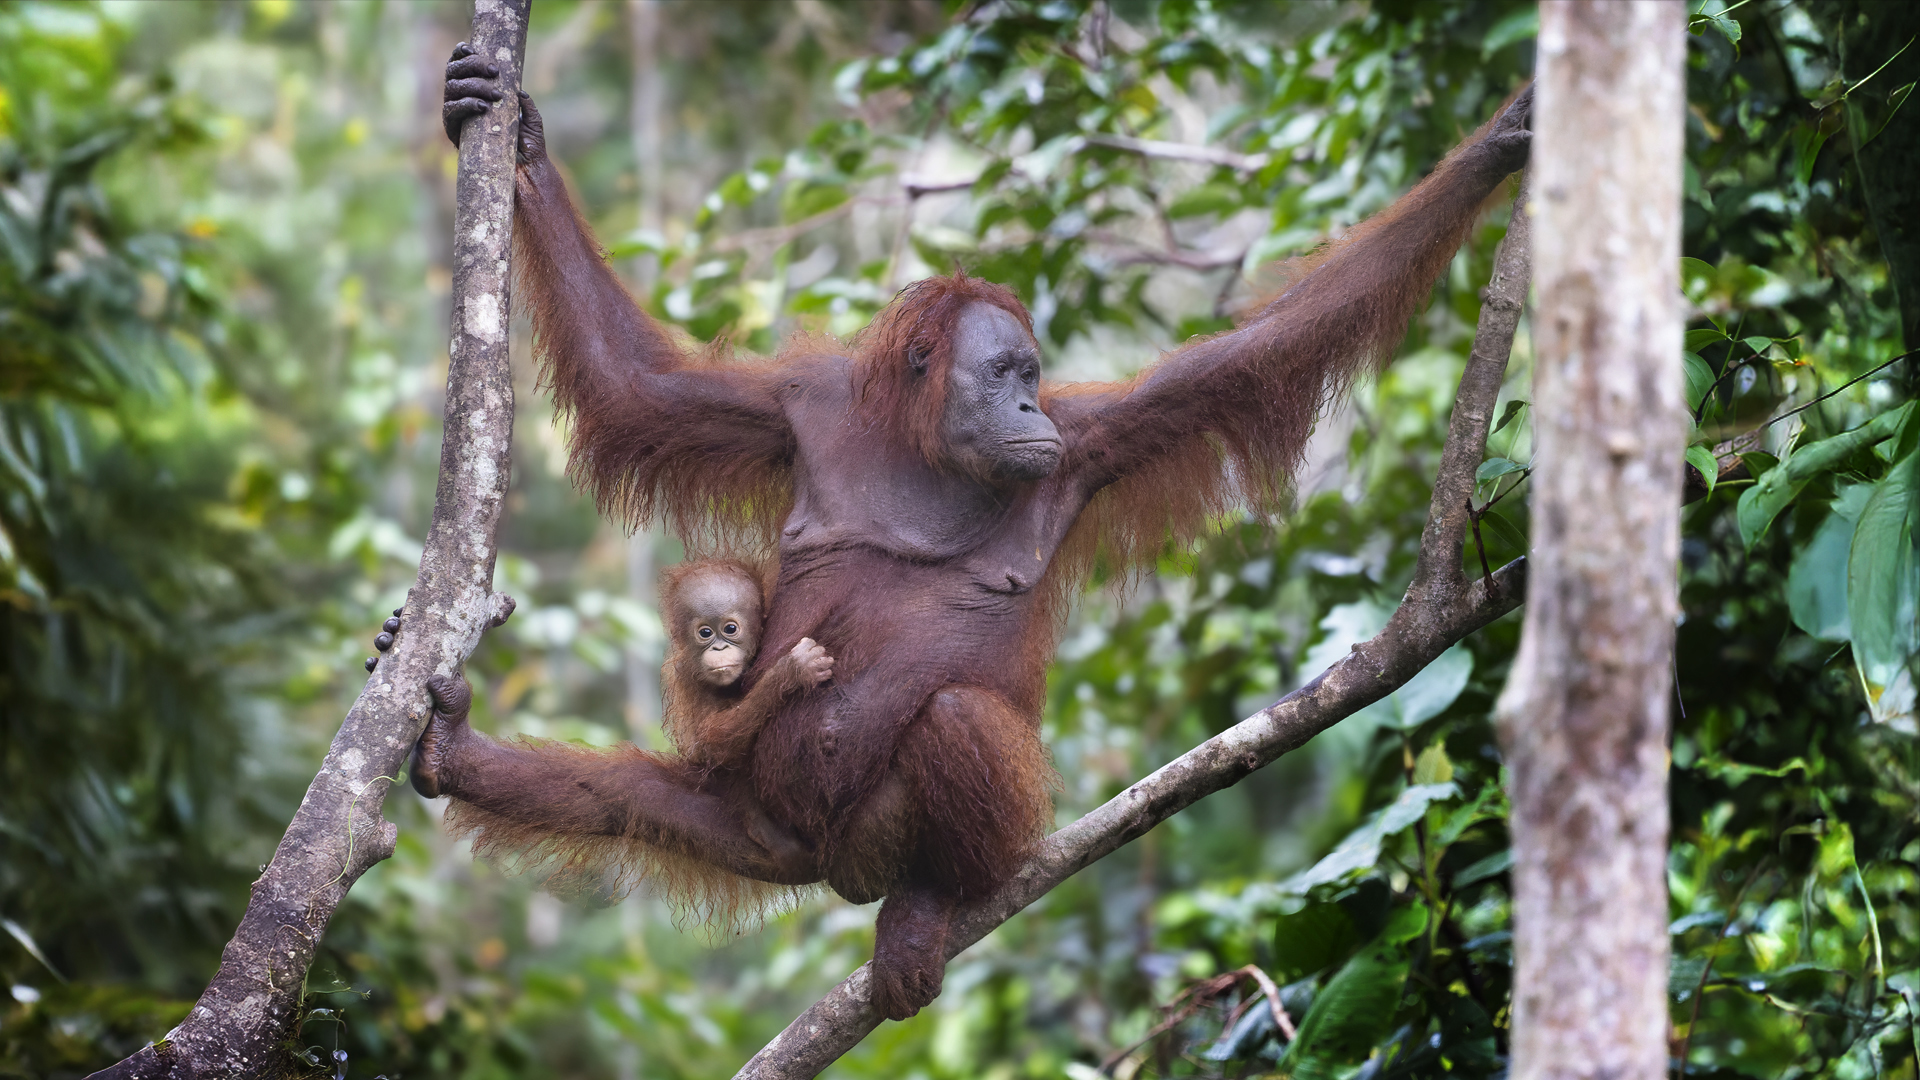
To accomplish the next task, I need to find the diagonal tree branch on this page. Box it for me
[737,177,1535,1080]
[88,3,530,1077]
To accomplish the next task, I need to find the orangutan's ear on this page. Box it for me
[907,341,931,376]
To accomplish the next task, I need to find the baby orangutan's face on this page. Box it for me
[678,572,763,688]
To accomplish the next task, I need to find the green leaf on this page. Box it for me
[1272,902,1362,983]
[1481,7,1539,57]
[1278,936,1413,1076]
[605,228,668,260]
[1692,754,1812,785]
[1670,954,1710,999]
[1793,117,1834,186]
[1478,508,1528,553]
[1686,445,1719,496]
[1476,457,1526,482]
[1737,403,1912,547]
[1690,6,1741,46]
[1741,335,1775,357]
[1411,743,1452,786]
[1166,183,1242,219]
[781,180,850,224]
[1282,784,1460,894]
[1679,257,1717,288]
[1372,647,1472,730]
[1787,483,1870,642]
[1684,327,1730,352]
[1433,782,1505,848]
[1847,450,1920,723]
[1451,849,1513,889]
[1491,399,1529,434]
[1817,822,1857,879]
[1684,353,1716,415]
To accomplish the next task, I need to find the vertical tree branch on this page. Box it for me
[1497,5,1686,1080]
[735,186,1537,1080]
[88,2,530,1076]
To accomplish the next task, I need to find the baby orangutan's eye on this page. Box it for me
[724,622,739,635]
[698,626,714,639]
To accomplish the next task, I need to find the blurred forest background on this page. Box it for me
[4,1,1920,1078]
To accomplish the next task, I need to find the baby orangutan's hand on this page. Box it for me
[787,637,834,687]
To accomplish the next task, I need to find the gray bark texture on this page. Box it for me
[86,2,530,1076]
[1497,5,1686,1080]
[736,182,1536,1080]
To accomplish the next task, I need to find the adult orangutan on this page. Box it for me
[415,44,1532,1019]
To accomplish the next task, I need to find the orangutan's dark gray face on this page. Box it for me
[940,303,1062,483]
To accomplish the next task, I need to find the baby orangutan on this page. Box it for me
[660,558,832,770]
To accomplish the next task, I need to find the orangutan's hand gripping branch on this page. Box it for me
[423,46,1531,1022]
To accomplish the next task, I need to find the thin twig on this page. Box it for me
[1467,500,1496,591]
[1083,131,1270,172]
[1483,468,1531,511]
[1761,349,1916,431]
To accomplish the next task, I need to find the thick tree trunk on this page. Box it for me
[1496,5,1686,1080]
[87,2,530,1076]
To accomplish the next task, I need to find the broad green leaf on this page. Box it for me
[1278,923,1417,1077]
[605,228,668,260]
[1371,646,1472,730]
[1693,7,1741,46]
[1847,450,1920,723]
[1166,183,1242,219]
[1378,902,1431,946]
[1670,954,1710,999]
[1793,117,1833,186]
[1481,8,1538,57]
[1817,821,1857,879]
[1272,902,1362,982]
[1786,483,1870,642]
[1452,849,1513,889]
[1433,781,1506,848]
[1282,784,1460,894]
[1684,352,1715,414]
[1491,399,1529,434]
[1684,327,1730,353]
[1478,508,1529,553]
[1686,445,1719,496]
[1737,403,1912,547]
[781,180,850,224]
[1476,456,1526,482]
[1741,335,1775,357]
[1679,256,1717,287]
[1411,743,1452,786]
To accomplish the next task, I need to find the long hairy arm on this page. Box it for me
[678,640,834,769]
[1048,88,1531,568]
[510,94,795,541]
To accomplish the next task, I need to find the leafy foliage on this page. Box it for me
[6,3,1920,1080]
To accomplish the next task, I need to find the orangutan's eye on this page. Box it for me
[698,626,714,639]
[724,622,739,636]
